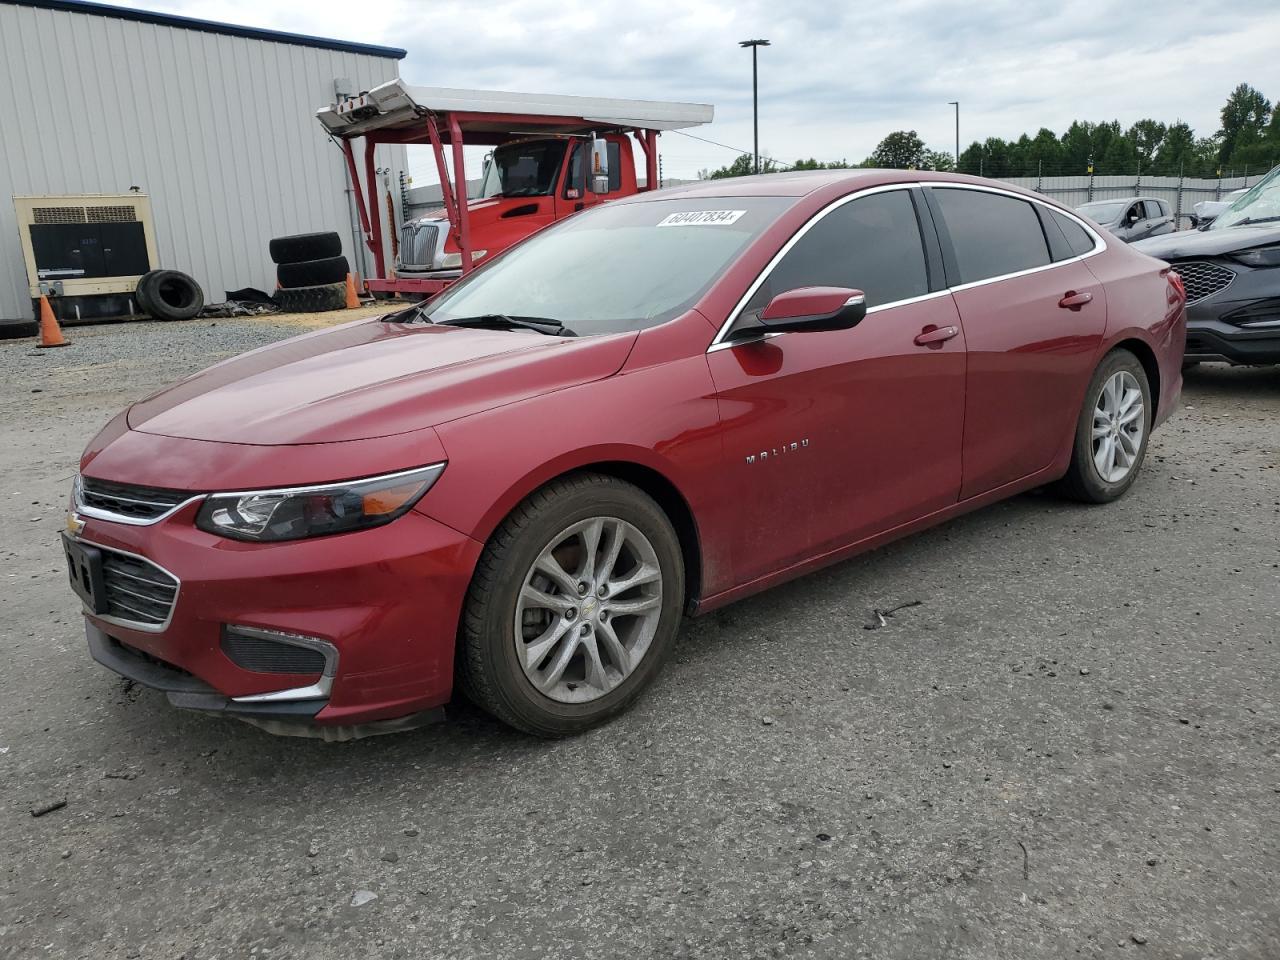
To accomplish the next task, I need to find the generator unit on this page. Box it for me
[13,193,159,322]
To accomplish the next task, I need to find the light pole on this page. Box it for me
[948,101,959,169]
[740,39,770,174]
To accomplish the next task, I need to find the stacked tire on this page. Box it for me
[269,232,349,313]
[135,269,204,321]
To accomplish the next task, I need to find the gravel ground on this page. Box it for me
[1,317,1278,960]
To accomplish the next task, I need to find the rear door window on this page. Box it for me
[741,189,929,319]
[1144,200,1165,220]
[1049,210,1097,258]
[932,188,1050,284]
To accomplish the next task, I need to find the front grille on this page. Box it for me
[221,629,327,675]
[100,549,179,627]
[1174,260,1235,305]
[400,222,440,269]
[80,477,191,522]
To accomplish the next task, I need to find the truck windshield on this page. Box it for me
[478,141,568,199]
[422,197,792,336]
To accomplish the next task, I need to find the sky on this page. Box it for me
[126,0,1280,182]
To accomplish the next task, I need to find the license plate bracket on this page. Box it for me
[62,533,108,615]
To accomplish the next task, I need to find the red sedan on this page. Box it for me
[64,171,1186,738]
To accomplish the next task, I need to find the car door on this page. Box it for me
[558,141,622,218]
[706,187,966,585]
[925,186,1107,499]
[1145,199,1174,236]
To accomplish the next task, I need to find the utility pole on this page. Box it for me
[947,101,959,169]
[740,39,770,174]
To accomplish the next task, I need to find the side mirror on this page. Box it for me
[588,136,610,194]
[759,286,867,334]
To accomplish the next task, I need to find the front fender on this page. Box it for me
[416,352,731,595]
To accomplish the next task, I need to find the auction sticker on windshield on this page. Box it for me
[656,210,747,227]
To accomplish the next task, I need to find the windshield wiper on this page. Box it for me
[1231,215,1280,226]
[438,314,576,337]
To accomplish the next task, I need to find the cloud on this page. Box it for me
[125,0,1280,179]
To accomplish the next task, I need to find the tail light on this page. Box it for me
[1165,269,1186,305]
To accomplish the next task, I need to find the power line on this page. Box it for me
[668,129,795,171]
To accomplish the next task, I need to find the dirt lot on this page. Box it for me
[1,315,1278,960]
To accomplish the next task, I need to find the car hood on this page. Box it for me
[126,317,637,445]
[1132,222,1280,259]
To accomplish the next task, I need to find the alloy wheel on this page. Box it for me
[1091,370,1145,483]
[514,517,664,704]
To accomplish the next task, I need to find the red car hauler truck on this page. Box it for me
[316,80,714,298]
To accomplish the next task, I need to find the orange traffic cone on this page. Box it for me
[343,273,360,309]
[36,295,68,348]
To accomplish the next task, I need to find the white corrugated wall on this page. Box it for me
[0,2,406,320]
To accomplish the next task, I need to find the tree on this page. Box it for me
[1217,83,1271,164]
[1024,128,1064,176]
[865,130,926,169]
[920,150,954,172]
[1128,119,1167,170]
[957,140,985,175]
[790,157,852,171]
[702,153,779,179]
[1154,120,1196,175]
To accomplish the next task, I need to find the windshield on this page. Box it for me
[1212,165,1280,230]
[476,140,567,199]
[1075,200,1127,224]
[422,197,792,336]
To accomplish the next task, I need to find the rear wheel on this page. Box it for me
[458,473,684,736]
[1055,349,1151,503]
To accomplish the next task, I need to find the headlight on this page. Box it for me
[196,464,445,542]
[439,250,487,269]
[1231,245,1280,267]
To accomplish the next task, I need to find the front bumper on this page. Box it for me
[1180,261,1280,364]
[1184,311,1280,364]
[74,500,483,731]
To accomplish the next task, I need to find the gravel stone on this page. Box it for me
[1,323,1277,958]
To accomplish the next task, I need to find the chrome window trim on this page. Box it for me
[707,180,1108,352]
[77,540,181,634]
[228,626,339,703]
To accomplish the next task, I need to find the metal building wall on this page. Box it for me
[0,2,406,320]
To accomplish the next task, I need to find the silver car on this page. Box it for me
[1075,197,1176,243]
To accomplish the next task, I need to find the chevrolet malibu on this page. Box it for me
[64,171,1186,738]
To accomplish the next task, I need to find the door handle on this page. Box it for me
[1059,291,1093,310]
[913,324,959,346]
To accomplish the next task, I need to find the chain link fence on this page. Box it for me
[999,173,1267,229]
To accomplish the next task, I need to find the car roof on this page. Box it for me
[625,169,1048,201]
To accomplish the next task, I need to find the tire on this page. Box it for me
[0,318,37,340]
[133,269,161,316]
[137,269,203,321]
[269,231,342,265]
[1055,349,1152,503]
[277,255,349,289]
[458,473,685,737]
[273,281,347,314]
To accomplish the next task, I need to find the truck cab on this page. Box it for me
[399,133,638,278]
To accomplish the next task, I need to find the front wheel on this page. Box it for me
[1055,349,1152,503]
[457,473,685,736]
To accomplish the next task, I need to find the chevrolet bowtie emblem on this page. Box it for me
[65,512,85,537]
